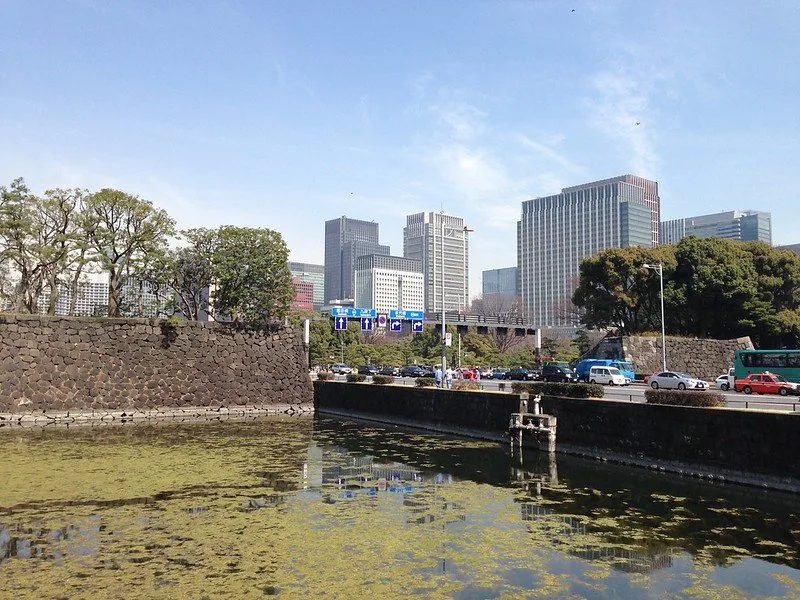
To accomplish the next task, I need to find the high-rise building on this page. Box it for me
[290,276,314,312]
[517,175,658,328]
[660,210,772,245]
[288,261,324,309]
[324,217,389,304]
[563,175,660,246]
[32,268,110,316]
[403,212,470,312]
[354,255,424,313]
[482,267,518,297]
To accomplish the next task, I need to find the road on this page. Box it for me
[321,374,800,413]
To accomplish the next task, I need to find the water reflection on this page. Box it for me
[0,414,798,598]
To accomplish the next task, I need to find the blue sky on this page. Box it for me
[2,0,798,300]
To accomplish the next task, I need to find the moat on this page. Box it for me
[1,415,799,598]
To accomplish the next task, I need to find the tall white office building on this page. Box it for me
[354,255,424,313]
[517,175,658,329]
[403,212,470,313]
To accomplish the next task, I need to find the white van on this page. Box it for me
[588,366,628,386]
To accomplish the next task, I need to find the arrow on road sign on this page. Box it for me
[411,320,423,333]
[360,317,373,332]
[389,319,402,332]
[334,316,348,330]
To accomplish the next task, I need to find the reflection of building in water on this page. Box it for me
[519,503,675,573]
[0,518,102,564]
[302,444,465,525]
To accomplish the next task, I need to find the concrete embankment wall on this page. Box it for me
[314,382,800,491]
[0,315,313,414]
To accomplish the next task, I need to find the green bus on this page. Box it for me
[733,349,800,383]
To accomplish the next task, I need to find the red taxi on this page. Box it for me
[734,372,800,396]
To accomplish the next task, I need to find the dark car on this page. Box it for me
[399,365,427,377]
[540,364,578,383]
[504,367,538,381]
[379,366,400,376]
[357,364,380,376]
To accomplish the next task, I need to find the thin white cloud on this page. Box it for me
[429,101,486,140]
[516,133,583,173]
[587,68,660,178]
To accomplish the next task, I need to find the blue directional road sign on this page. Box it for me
[360,317,374,332]
[389,319,402,332]
[411,320,423,333]
[334,316,348,331]
[389,309,425,320]
[332,307,377,318]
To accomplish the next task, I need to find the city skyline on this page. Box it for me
[2,2,798,302]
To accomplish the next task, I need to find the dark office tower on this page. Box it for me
[517,175,658,330]
[324,216,389,304]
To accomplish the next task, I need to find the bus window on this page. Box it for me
[769,354,787,368]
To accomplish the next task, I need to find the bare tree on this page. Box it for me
[470,293,525,352]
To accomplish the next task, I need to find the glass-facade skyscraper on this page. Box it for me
[517,175,658,328]
[288,261,325,310]
[324,217,389,304]
[482,267,518,297]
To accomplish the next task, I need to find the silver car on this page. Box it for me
[649,371,708,390]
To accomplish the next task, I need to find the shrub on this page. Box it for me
[452,380,481,391]
[510,381,604,399]
[316,372,333,381]
[346,373,367,383]
[415,377,436,388]
[372,375,394,385]
[645,390,726,407]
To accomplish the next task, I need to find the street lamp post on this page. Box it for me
[642,263,667,372]
[440,218,472,377]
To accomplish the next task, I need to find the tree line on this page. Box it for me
[573,236,800,347]
[0,178,294,324]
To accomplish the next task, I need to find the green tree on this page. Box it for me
[81,189,176,317]
[0,179,44,312]
[572,246,676,334]
[669,237,757,338]
[160,228,218,320]
[211,226,294,324]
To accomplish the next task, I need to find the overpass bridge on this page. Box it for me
[421,312,539,336]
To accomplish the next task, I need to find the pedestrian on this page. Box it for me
[434,366,443,387]
[445,367,454,389]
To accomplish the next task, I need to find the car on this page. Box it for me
[330,363,352,374]
[490,368,508,380]
[504,367,538,381]
[648,371,708,390]
[357,364,380,376]
[734,372,799,396]
[714,368,735,391]
[379,366,400,376]
[540,364,578,383]
[588,365,628,386]
[399,365,427,377]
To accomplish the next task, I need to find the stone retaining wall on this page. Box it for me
[595,335,753,380]
[0,315,313,413]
